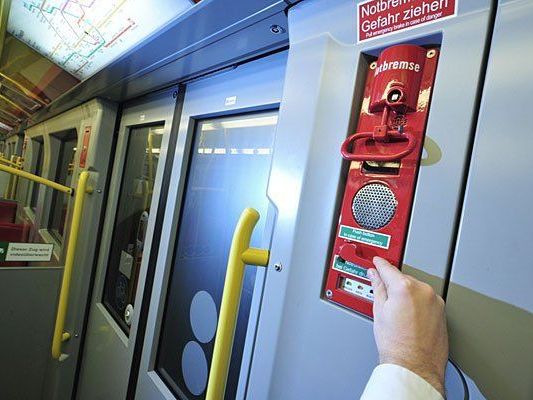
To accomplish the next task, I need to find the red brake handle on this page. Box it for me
[340,131,417,162]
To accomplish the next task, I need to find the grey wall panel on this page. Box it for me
[247,0,493,398]
[0,267,61,400]
[447,0,533,399]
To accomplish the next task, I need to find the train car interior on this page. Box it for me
[0,0,531,399]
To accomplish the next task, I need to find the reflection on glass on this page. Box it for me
[156,111,278,399]
[102,125,164,333]
[48,131,77,243]
[29,137,44,212]
[0,134,60,266]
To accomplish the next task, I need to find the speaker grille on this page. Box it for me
[352,183,397,230]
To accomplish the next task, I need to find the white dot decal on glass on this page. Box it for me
[190,290,218,343]
[181,341,208,396]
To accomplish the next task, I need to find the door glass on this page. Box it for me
[29,137,44,212]
[156,111,278,399]
[102,125,164,333]
[48,130,77,244]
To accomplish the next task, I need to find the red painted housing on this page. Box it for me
[325,44,439,317]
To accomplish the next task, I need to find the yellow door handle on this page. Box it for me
[51,171,91,359]
[206,208,270,400]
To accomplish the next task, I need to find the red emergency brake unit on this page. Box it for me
[325,44,439,317]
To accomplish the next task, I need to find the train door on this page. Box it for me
[446,1,533,399]
[0,99,117,400]
[135,51,286,399]
[76,88,179,400]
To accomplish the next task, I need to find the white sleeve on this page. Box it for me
[360,364,444,400]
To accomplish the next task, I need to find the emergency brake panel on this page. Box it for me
[325,44,439,317]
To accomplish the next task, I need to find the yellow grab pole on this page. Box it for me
[0,162,72,195]
[9,156,22,199]
[205,208,270,400]
[51,171,91,359]
[0,156,21,168]
[4,156,16,199]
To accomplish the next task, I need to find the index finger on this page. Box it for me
[372,256,403,291]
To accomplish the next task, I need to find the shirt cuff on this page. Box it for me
[360,364,444,400]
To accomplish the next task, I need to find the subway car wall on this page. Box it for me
[0,0,531,400]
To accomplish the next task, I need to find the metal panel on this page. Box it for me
[21,99,118,400]
[136,51,287,400]
[446,1,533,399]
[246,0,492,398]
[76,87,179,400]
[0,267,61,399]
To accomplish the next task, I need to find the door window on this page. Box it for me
[29,137,44,212]
[156,111,278,399]
[48,130,77,243]
[102,125,164,333]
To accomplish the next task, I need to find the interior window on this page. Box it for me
[102,125,164,333]
[48,130,77,244]
[29,137,44,212]
[156,111,277,399]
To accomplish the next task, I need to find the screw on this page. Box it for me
[74,333,79,338]
[96,189,102,193]
[274,263,282,272]
[427,49,436,59]
[370,61,377,70]
[270,25,285,35]
[172,91,178,99]
[326,290,333,298]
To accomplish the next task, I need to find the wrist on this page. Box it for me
[379,355,445,397]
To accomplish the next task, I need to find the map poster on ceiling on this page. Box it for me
[7,0,192,80]
[357,0,457,43]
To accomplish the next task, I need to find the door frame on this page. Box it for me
[135,51,288,400]
[76,87,180,400]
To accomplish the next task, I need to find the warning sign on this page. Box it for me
[79,126,91,168]
[357,0,457,43]
[0,242,54,262]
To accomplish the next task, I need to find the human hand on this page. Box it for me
[367,257,448,397]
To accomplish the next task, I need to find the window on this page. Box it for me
[29,137,44,212]
[156,111,278,399]
[102,125,164,332]
[48,130,77,244]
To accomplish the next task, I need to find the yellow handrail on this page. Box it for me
[205,208,270,400]
[0,162,72,195]
[51,171,91,359]
[8,156,22,199]
[0,156,21,168]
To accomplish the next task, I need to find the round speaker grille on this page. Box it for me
[352,183,397,230]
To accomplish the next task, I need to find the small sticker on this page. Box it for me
[340,276,374,301]
[225,96,237,106]
[79,126,91,168]
[332,256,370,281]
[119,250,134,279]
[0,242,54,262]
[339,225,390,249]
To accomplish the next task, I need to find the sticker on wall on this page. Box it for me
[79,126,91,168]
[338,225,390,249]
[357,0,457,43]
[225,96,237,106]
[0,242,54,262]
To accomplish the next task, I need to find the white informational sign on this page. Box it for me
[4,243,54,262]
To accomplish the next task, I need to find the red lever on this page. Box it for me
[340,131,417,162]
[339,243,374,268]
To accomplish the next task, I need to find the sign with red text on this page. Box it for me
[357,0,457,43]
